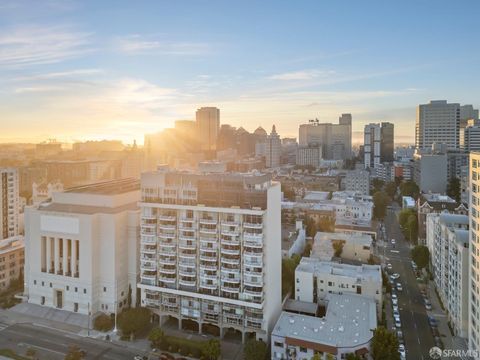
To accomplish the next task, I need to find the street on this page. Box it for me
[383,204,435,360]
[0,321,143,360]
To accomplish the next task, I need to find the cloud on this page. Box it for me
[115,34,211,55]
[268,69,335,81]
[0,25,93,68]
[12,68,103,82]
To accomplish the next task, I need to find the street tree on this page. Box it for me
[373,191,389,219]
[202,339,221,360]
[244,339,268,360]
[371,327,400,360]
[411,245,430,270]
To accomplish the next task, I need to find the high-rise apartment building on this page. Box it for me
[298,114,352,160]
[363,123,394,169]
[196,107,220,151]
[24,179,140,315]
[296,145,322,168]
[265,125,281,168]
[138,167,281,342]
[469,153,480,351]
[416,100,478,151]
[462,121,480,152]
[1,168,19,240]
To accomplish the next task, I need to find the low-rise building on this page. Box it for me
[24,179,140,315]
[295,258,382,314]
[0,236,24,291]
[344,169,370,195]
[426,213,469,338]
[296,145,323,169]
[311,232,372,263]
[282,221,306,259]
[271,293,377,360]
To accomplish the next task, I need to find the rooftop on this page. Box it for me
[273,293,376,348]
[64,178,140,195]
[296,258,381,282]
[439,213,469,226]
[422,193,456,203]
[0,236,24,255]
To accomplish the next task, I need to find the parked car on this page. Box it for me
[425,300,432,310]
[396,283,403,291]
[395,319,402,328]
[393,305,399,312]
[387,263,393,271]
[391,239,396,245]
[392,298,398,306]
[411,260,417,268]
[398,344,406,359]
[391,273,400,279]
[428,316,438,328]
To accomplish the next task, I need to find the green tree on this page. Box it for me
[384,182,397,199]
[447,177,461,202]
[373,191,389,220]
[399,180,419,199]
[244,339,268,360]
[332,241,344,257]
[372,178,385,193]
[371,327,400,360]
[406,214,418,242]
[202,339,221,360]
[117,307,151,337]
[148,327,165,348]
[345,353,362,360]
[64,345,85,360]
[93,313,113,332]
[304,216,317,238]
[411,245,430,270]
[311,354,322,360]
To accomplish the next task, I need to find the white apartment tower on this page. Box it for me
[265,125,281,168]
[24,179,140,315]
[364,123,394,169]
[196,107,220,151]
[138,167,282,342]
[0,168,19,239]
[470,153,480,351]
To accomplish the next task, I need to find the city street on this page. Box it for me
[383,204,435,360]
[0,321,143,360]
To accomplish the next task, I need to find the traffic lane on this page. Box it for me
[0,323,140,360]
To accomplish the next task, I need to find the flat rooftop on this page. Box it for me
[64,178,140,195]
[0,236,24,255]
[273,293,376,348]
[422,193,456,203]
[296,258,381,281]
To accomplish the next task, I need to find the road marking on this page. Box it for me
[18,342,65,356]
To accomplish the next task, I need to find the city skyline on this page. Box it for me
[1,0,479,144]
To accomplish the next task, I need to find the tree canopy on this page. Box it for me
[371,327,400,360]
[399,180,420,199]
[243,339,268,360]
[447,177,461,202]
[373,191,389,219]
[411,245,430,270]
[398,208,418,243]
[202,339,221,360]
[282,254,301,296]
[117,307,151,337]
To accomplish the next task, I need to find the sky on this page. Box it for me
[0,0,479,145]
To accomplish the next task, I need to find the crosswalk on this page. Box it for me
[0,321,10,331]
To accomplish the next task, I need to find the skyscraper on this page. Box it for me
[298,114,352,160]
[0,168,19,239]
[364,123,394,169]
[265,125,281,168]
[196,107,220,151]
[416,100,478,151]
[138,167,282,342]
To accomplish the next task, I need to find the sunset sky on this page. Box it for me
[0,0,479,145]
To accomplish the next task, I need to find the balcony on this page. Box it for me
[244,258,262,267]
[221,266,240,274]
[179,278,196,287]
[179,234,196,242]
[141,245,157,254]
[200,218,217,225]
[179,241,196,251]
[159,224,176,231]
[141,262,157,271]
[221,277,240,284]
[159,215,176,222]
[222,284,240,293]
[199,236,217,244]
[199,227,217,235]
[221,247,240,256]
[221,238,240,246]
[200,282,218,290]
[158,233,175,240]
[141,230,156,237]
[159,276,176,284]
[243,233,263,242]
[159,249,176,257]
[178,260,196,268]
[179,269,196,277]
[244,288,263,297]
[243,237,263,248]
[159,257,176,266]
[141,273,156,282]
[141,278,156,286]
[221,230,240,237]
[200,243,218,251]
[145,299,160,308]
[200,272,217,281]
[221,221,239,227]
[244,250,262,257]
[221,256,240,266]
[200,263,217,271]
[159,266,176,275]
[141,235,156,244]
[180,217,195,223]
[243,222,263,229]
[179,252,196,261]
[244,277,263,287]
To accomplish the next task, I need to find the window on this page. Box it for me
[299,347,307,353]
[41,296,45,305]
[103,287,107,292]
[74,303,78,312]
[83,289,86,294]
[41,281,44,286]
[75,287,78,292]
[66,286,69,291]
[274,341,283,348]
[49,283,52,288]
[33,280,36,285]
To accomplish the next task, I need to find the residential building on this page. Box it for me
[1,168,19,240]
[469,153,480,351]
[417,193,467,245]
[271,294,377,360]
[311,232,372,263]
[295,258,382,314]
[363,122,394,169]
[426,213,469,337]
[138,167,282,342]
[0,236,24,291]
[31,181,64,206]
[24,179,141,315]
[298,115,352,161]
[265,125,281,168]
[462,121,480,152]
[296,145,322,169]
[281,221,306,259]
[416,100,478,151]
[413,152,448,193]
[344,168,370,195]
[196,107,220,152]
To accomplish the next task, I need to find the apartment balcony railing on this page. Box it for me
[221,238,240,246]
[244,258,263,267]
[243,233,263,242]
[221,277,240,284]
[159,275,176,284]
[159,267,176,275]
[199,218,217,225]
[199,228,217,235]
[221,221,239,227]
[243,222,263,229]
[141,263,157,271]
[141,230,156,237]
[179,234,196,241]
[243,237,263,248]
[141,278,156,286]
[179,241,196,250]
[244,288,263,297]
[141,235,156,244]
[145,299,160,308]
[159,257,176,266]
[200,263,217,271]
[159,249,176,257]
[178,260,196,268]
[158,233,175,240]
[141,214,156,220]
[200,282,218,290]
[221,265,240,274]
[158,224,176,231]
[244,250,262,257]
[142,222,156,229]
[158,215,176,222]
[141,246,157,254]
[179,278,196,287]
[180,217,195,223]
[200,243,218,251]
[221,257,240,266]
[221,284,240,293]
[221,230,240,237]
[221,247,240,256]
[141,273,156,281]
[179,269,196,277]
[203,313,220,323]
[244,277,263,287]
[199,237,217,245]
[179,225,195,232]
[179,252,196,261]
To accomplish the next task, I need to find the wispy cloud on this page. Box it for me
[116,34,211,55]
[0,25,93,68]
[268,69,335,81]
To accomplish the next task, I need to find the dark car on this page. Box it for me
[428,316,438,327]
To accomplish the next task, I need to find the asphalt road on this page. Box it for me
[0,321,144,360]
[383,204,435,360]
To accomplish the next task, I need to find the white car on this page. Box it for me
[396,283,403,291]
[392,298,398,306]
[391,239,396,245]
[393,305,399,312]
[393,310,400,319]
[387,263,393,271]
[391,273,400,279]
[395,319,402,328]
[391,293,398,300]
[398,344,406,358]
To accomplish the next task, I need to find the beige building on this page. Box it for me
[311,231,372,263]
[196,107,220,151]
[0,236,25,291]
